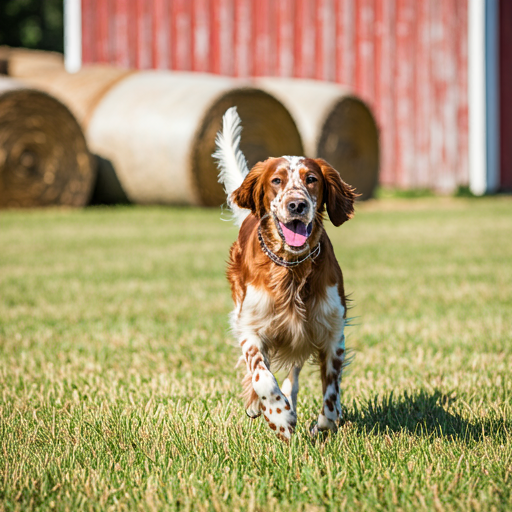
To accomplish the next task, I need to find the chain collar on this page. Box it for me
[257,222,320,268]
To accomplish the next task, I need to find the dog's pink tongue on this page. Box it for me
[280,222,308,247]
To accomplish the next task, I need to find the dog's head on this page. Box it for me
[232,156,356,254]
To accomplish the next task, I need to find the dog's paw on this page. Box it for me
[252,368,296,440]
[260,396,296,440]
[310,410,341,436]
[245,397,262,419]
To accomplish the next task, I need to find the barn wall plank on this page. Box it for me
[374,0,395,186]
[395,0,416,188]
[499,0,512,189]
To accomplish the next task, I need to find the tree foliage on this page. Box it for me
[0,0,63,53]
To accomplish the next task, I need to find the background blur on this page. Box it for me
[2,0,511,198]
[1,0,511,202]
[0,0,63,52]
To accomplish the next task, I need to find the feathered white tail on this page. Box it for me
[213,107,251,226]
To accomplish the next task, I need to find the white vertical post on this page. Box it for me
[64,0,82,74]
[468,0,500,195]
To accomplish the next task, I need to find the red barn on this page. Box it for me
[65,0,511,194]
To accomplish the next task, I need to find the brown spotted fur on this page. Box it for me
[228,157,356,415]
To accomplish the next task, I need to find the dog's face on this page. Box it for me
[232,156,356,254]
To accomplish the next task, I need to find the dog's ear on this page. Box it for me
[231,161,267,217]
[315,158,357,226]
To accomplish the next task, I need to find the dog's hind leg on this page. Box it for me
[281,365,302,414]
[312,334,346,435]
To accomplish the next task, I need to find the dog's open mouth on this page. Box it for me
[278,219,313,247]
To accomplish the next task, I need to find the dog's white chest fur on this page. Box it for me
[232,284,345,367]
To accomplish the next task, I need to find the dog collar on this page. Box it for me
[257,223,321,268]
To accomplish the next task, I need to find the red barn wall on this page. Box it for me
[500,0,512,191]
[81,0,469,192]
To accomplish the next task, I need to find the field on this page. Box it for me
[1,197,511,511]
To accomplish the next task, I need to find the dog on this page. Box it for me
[214,107,356,440]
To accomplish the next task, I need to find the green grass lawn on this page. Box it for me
[0,197,511,511]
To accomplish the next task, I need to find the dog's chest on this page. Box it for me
[235,284,344,356]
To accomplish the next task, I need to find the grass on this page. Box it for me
[0,197,511,511]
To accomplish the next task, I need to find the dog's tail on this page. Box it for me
[213,107,251,226]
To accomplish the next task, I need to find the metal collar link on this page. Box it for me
[257,223,320,268]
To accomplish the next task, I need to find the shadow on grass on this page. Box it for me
[346,389,510,442]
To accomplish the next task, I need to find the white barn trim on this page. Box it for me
[469,0,500,195]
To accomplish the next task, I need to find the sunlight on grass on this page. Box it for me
[0,198,511,511]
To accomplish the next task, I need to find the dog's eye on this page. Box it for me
[306,176,318,184]
[271,178,281,185]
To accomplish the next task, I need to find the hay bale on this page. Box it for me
[255,78,379,200]
[0,77,95,208]
[87,71,303,206]
[0,46,63,78]
[18,65,135,127]
[17,66,135,205]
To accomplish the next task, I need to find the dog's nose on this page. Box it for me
[288,200,308,215]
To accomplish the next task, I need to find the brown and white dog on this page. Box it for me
[214,107,356,440]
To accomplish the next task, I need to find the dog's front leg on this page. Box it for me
[240,337,297,440]
[312,334,346,434]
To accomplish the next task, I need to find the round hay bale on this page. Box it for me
[18,66,136,205]
[0,77,95,208]
[18,65,135,127]
[0,46,64,78]
[254,78,379,200]
[87,71,303,206]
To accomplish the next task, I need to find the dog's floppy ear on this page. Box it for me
[315,158,357,226]
[231,161,266,218]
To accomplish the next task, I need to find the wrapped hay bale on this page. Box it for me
[0,46,64,78]
[17,65,135,127]
[18,66,136,204]
[255,78,379,200]
[0,77,95,208]
[87,71,303,206]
